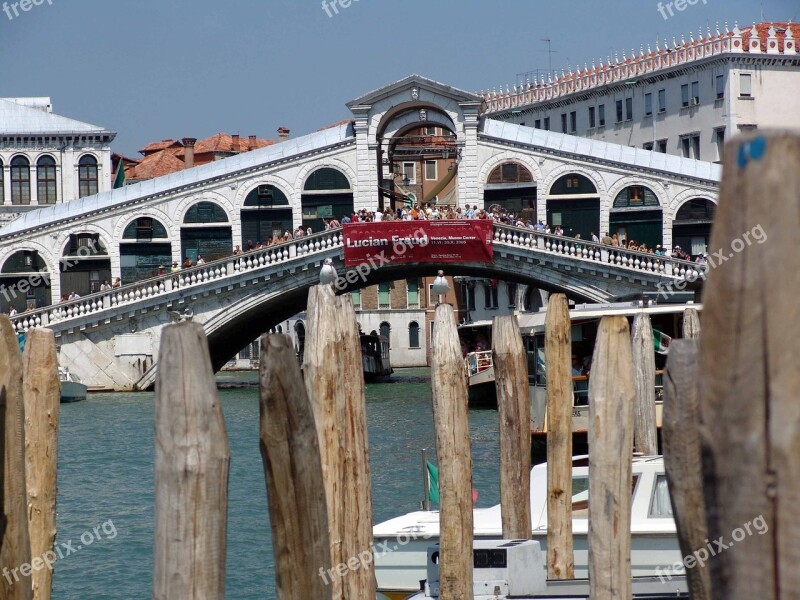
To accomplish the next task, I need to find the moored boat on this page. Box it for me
[59,367,87,403]
[361,333,393,382]
[373,455,680,600]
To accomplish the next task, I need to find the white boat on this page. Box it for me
[373,455,681,600]
[59,367,87,403]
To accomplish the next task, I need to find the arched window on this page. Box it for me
[37,156,57,204]
[10,156,31,205]
[675,198,717,221]
[243,184,290,207]
[409,321,420,348]
[122,217,169,240]
[304,167,351,191]
[487,162,533,184]
[549,173,597,195]
[78,155,98,198]
[613,185,659,208]
[380,322,391,347]
[183,201,229,223]
[1,250,46,274]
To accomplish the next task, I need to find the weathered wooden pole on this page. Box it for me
[0,316,33,600]
[698,133,800,599]
[662,339,710,600]
[492,315,531,540]
[22,329,60,600]
[153,321,230,600]
[259,334,332,600]
[631,312,658,455]
[682,307,701,340]
[588,316,633,600]
[544,293,574,579]
[431,303,473,600]
[304,284,374,600]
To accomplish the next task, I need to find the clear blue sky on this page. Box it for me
[1,0,795,156]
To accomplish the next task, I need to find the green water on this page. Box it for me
[51,368,501,599]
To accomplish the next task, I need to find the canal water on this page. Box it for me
[52,368,501,599]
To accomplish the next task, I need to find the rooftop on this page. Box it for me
[0,97,114,136]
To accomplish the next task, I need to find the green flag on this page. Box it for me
[426,460,440,505]
[113,162,126,189]
[653,329,671,355]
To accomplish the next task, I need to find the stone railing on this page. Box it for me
[492,222,702,279]
[10,228,344,334]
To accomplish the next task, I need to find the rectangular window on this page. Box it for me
[681,83,689,107]
[615,100,623,123]
[378,282,391,309]
[644,93,652,117]
[407,278,420,308]
[691,81,699,105]
[544,117,550,130]
[692,135,700,160]
[658,88,666,112]
[715,75,724,99]
[598,104,605,126]
[569,111,576,133]
[625,97,633,120]
[483,281,498,309]
[681,136,691,158]
[643,142,654,151]
[351,290,361,309]
[534,118,541,129]
[507,283,517,307]
[561,113,568,133]
[424,126,437,136]
[402,162,416,184]
[715,128,725,162]
[588,106,596,129]
[657,139,668,153]
[740,73,752,97]
[425,160,437,181]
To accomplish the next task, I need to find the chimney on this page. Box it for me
[248,135,257,149]
[232,134,240,151]
[278,127,290,141]
[181,138,196,168]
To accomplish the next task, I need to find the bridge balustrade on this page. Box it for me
[8,222,702,335]
[9,228,344,334]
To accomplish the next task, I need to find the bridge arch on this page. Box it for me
[478,151,543,186]
[238,181,294,246]
[58,230,112,298]
[671,196,718,258]
[544,169,603,240]
[177,198,235,263]
[0,246,56,311]
[381,109,456,141]
[480,152,541,217]
[606,179,667,249]
[118,214,173,283]
[299,165,354,232]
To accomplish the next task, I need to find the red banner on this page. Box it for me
[343,220,493,266]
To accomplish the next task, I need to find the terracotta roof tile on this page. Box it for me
[741,21,794,52]
[138,139,182,155]
[126,150,185,180]
[175,133,275,156]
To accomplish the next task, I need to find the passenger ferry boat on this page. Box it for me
[374,455,680,600]
[460,301,697,460]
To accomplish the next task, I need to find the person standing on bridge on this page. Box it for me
[183,256,193,269]
[197,255,205,266]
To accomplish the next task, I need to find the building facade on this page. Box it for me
[0,97,116,226]
[485,23,800,163]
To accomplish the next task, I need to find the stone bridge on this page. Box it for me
[9,223,702,391]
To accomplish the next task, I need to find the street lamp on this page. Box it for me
[431,270,450,304]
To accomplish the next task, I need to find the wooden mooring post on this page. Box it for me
[697,133,800,599]
[491,315,531,541]
[0,315,33,600]
[682,307,701,340]
[259,334,331,600]
[543,293,574,579]
[303,283,374,600]
[631,312,658,456]
[588,316,633,600]
[431,303,473,600]
[22,329,60,600]
[663,339,710,600]
[153,321,230,600]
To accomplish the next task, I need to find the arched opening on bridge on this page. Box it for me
[383,121,458,211]
[302,168,353,232]
[0,250,51,311]
[609,185,663,249]
[672,198,716,259]
[483,162,536,219]
[60,233,111,297]
[241,184,293,245]
[181,201,232,263]
[546,173,600,239]
[120,216,171,284]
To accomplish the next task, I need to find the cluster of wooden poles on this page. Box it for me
[0,133,796,600]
